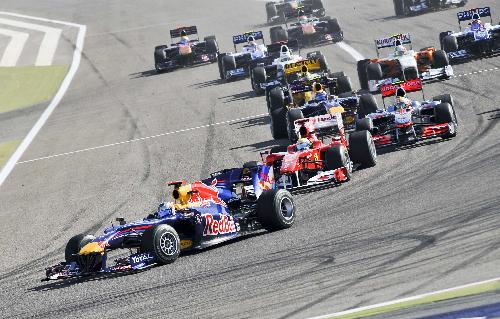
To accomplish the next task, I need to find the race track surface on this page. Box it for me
[0,0,499,318]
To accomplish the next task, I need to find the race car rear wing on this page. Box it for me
[170,26,199,39]
[457,7,492,30]
[284,58,321,74]
[267,39,300,57]
[283,5,314,19]
[375,33,412,57]
[293,107,344,138]
[232,31,265,51]
[380,78,423,99]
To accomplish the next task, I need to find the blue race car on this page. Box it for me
[217,31,274,81]
[440,7,500,62]
[44,167,295,281]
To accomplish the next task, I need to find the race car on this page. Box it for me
[358,78,458,148]
[266,0,325,24]
[439,7,500,63]
[357,33,453,93]
[393,0,467,17]
[261,107,377,189]
[251,43,329,95]
[218,31,273,81]
[154,26,219,72]
[44,174,296,281]
[269,8,343,47]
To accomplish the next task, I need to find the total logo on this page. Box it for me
[203,214,238,236]
[130,252,154,264]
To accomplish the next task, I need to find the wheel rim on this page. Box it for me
[280,197,294,221]
[159,232,178,256]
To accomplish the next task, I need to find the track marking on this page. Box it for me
[0,17,62,66]
[453,67,498,78]
[16,113,269,164]
[308,276,500,319]
[12,67,500,165]
[0,28,28,66]
[0,14,86,188]
[336,41,365,61]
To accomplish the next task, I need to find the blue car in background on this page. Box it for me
[44,164,295,281]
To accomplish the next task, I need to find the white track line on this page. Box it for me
[0,17,62,66]
[0,28,28,66]
[0,14,86,188]
[336,41,365,61]
[453,67,499,78]
[308,276,500,319]
[16,113,269,164]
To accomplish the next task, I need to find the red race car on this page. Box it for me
[262,107,377,189]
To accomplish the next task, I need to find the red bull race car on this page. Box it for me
[261,107,377,189]
[358,78,458,148]
[154,26,219,72]
[44,173,295,281]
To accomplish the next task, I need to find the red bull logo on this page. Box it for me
[258,166,274,190]
[188,181,227,207]
[203,214,237,236]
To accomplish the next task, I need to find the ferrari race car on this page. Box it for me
[44,175,295,281]
[393,0,467,17]
[251,43,329,95]
[265,0,325,24]
[357,33,453,93]
[218,31,272,81]
[269,8,343,47]
[154,26,219,72]
[262,108,377,189]
[439,7,500,63]
[359,78,458,148]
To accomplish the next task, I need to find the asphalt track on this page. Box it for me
[0,0,499,318]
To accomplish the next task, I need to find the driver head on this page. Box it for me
[299,125,308,138]
[247,35,256,46]
[396,87,406,98]
[313,82,323,93]
[280,45,291,58]
[180,29,187,37]
[301,65,309,75]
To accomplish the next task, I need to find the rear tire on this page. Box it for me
[286,108,304,142]
[403,67,418,80]
[357,59,370,90]
[141,224,180,265]
[319,54,329,73]
[432,50,449,68]
[252,67,267,95]
[257,189,295,231]
[222,55,237,81]
[336,75,352,95]
[266,3,278,22]
[355,118,373,132]
[327,18,341,34]
[204,36,219,56]
[434,102,457,138]
[358,94,379,118]
[349,130,377,168]
[433,94,454,107]
[393,0,404,16]
[367,62,383,81]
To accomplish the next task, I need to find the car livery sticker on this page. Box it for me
[203,214,237,236]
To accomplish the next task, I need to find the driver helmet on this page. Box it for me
[313,82,327,101]
[296,137,312,151]
[394,39,407,55]
[471,13,482,28]
[299,125,309,138]
[180,29,189,43]
[395,87,411,108]
[247,35,257,47]
[300,65,309,77]
[280,45,291,60]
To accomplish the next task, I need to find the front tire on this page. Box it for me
[349,130,377,168]
[286,108,304,142]
[252,67,267,95]
[257,189,295,231]
[141,224,180,265]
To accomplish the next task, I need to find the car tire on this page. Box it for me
[65,234,96,263]
[243,161,261,169]
[355,118,374,132]
[204,36,219,60]
[222,55,237,81]
[270,145,288,153]
[327,18,341,34]
[318,54,329,73]
[356,59,371,90]
[432,50,450,68]
[286,108,304,142]
[257,189,295,231]
[393,0,404,16]
[348,130,377,168]
[217,53,226,79]
[358,94,379,118]
[274,28,288,43]
[367,62,383,81]
[141,224,180,265]
[435,102,457,138]
[432,94,454,107]
[252,66,267,95]
[439,31,451,50]
[266,2,278,22]
[336,75,352,95]
[325,145,351,180]
[443,35,458,53]
[270,108,288,139]
[269,87,285,112]
[403,67,418,80]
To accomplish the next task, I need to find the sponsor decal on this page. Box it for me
[201,54,209,62]
[130,252,154,265]
[284,58,320,74]
[258,165,275,190]
[381,78,422,97]
[189,181,227,207]
[376,33,411,48]
[203,214,237,236]
[457,7,490,21]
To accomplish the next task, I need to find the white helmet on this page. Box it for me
[280,45,291,59]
